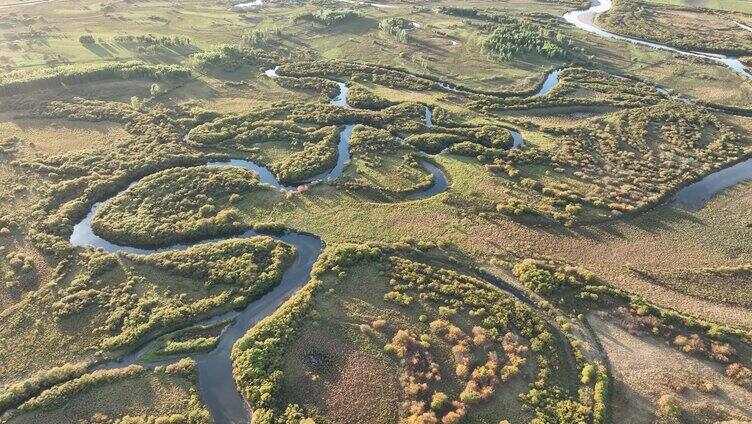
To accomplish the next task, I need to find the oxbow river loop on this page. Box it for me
[72,68,453,424]
[67,15,752,420]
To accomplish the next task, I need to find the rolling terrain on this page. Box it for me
[0,0,752,423]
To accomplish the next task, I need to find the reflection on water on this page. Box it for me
[673,159,752,210]
[534,69,560,97]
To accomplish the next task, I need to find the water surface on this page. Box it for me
[673,159,752,210]
[534,70,560,97]
[74,68,451,424]
[563,0,752,79]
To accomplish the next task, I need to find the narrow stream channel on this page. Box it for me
[423,85,527,149]
[533,69,560,97]
[62,19,751,417]
[14,0,750,421]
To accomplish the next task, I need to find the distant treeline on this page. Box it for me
[190,45,279,72]
[112,33,192,47]
[0,61,191,96]
[438,6,571,60]
[482,20,570,61]
[293,9,362,26]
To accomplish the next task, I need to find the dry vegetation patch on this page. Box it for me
[281,326,401,424]
[0,116,129,157]
[232,245,592,423]
[589,314,752,423]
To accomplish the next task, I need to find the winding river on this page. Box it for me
[71,69,453,424]
[564,0,752,79]
[565,0,752,209]
[60,3,752,419]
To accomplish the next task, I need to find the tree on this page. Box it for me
[150,83,161,96]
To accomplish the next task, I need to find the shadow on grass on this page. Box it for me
[618,204,703,233]
[82,42,115,58]
[527,201,705,243]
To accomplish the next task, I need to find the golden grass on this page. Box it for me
[0,115,129,157]
[281,326,401,424]
[7,372,203,424]
[588,313,752,423]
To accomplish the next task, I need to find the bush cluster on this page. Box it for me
[268,126,341,184]
[546,101,744,213]
[512,259,566,294]
[0,61,190,96]
[128,237,294,292]
[100,238,293,351]
[144,321,230,360]
[293,9,361,26]
[18,365,146,411]
[379,18,414,43]
[0,362,89,413]
[345,84,396,110]
[190,45,278,72]
[113,34,192,48]
[92,166,261,247]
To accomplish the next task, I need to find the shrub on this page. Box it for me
[0,363,89,413]
[0,61,191,96]
[379,18,413,43]
[512,259,564,294]
[592,365,610,424]
[404,133,465,154]
[430,391,449,411]
[657,394,681,421]
[580,364,595,384]
[18,365,145,411]
[190,45,277,71]
[294,9,361,26]
[346,84,395,110]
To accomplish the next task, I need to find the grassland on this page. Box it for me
[598,0,752,55]
[3,360,210,424]
[643,0,752,13]
[1,0,752,421]
[589,314,752,423]
[232,244,592,423]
